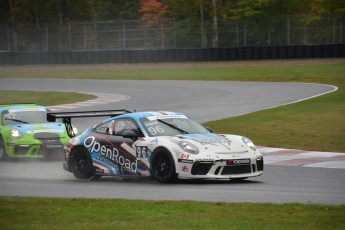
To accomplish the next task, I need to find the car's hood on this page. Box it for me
[10,122,66,135]
[177,133,248,154]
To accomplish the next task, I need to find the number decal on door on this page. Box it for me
[136,146,147,158]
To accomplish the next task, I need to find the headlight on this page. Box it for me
[179,140,199,154]
[10,129,22,139]
[242,137,256,151]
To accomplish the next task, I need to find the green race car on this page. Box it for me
[0,104,73,160]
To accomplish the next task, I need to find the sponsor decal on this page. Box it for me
[182,166,189,172]
[196,158,214,162]
[45,144,63,148]
[184,134,232,146]
[178,159,193,164]
[181,154,190,159]
[146,114,188,121]
[96,168,105,173]
[84,136,137,173]
[150,138,159,144]
[96,155,118,169]
[227,159,250,165]
[93,159,112,174]
[138,169,150,176]
[8,108,46,112]
[233,159,250,165]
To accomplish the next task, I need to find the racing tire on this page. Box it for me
[0,137,7,160]
[69,146,95,180]
[150,148,177,183]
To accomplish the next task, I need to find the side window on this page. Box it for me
[114,119,140,136]
[2,111,14,125]
[95,121,112,134]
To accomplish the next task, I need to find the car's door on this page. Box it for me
[91,118,149,176]
[103,118,139,175]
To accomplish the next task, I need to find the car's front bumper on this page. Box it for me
[178,158,264,180]
[6,139,66,159]
[7,143,65,159]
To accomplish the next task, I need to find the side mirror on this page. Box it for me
[205,127,213,133]
[122,130,139,139]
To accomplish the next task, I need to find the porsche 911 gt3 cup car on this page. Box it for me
[0,104,73,159]
[48,110,263,183]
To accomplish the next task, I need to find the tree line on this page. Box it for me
[1,0,344,26]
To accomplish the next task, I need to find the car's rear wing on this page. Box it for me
[47,110,131,137]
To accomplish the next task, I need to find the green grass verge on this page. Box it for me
[1,197,344,230]
[0,61,344,151]
[0,61,343,82]
[0,90,96,106]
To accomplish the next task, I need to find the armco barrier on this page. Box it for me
[0,44,344,65]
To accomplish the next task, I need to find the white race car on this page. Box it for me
[48,110,263,183]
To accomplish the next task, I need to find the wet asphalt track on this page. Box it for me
[1,78,344,204]
[0,78,336,122]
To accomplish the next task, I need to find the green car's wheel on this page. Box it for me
[70,146,95,180]
[150,148,177,183]
[0,137,7,160]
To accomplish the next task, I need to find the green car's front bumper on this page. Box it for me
[6,134,69,159]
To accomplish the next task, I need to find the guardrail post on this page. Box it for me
[287,17,290,46]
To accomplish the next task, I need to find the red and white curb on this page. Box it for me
[48,92,130,111]
[258,146,345,169]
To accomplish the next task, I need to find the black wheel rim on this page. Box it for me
[0,140,4,158]
[0,145,4,158]
[153,154,171,178]
[72,152,90,174]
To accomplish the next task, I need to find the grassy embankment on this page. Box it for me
[0,197,344,230]
[0,90,96,106]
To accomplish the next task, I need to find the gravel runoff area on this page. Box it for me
[0,58,344,73]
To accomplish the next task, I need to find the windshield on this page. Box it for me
[140,116,209,137]
[2,108,48,125]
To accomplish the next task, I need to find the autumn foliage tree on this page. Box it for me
[139,0,167,26]
[1,0,344,25]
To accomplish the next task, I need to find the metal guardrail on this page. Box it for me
[1,44,344,64]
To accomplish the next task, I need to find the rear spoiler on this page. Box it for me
[47,110,131,137]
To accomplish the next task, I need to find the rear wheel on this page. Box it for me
[70,146,95,180]
[150,148,177,183]
[0,137,7,160]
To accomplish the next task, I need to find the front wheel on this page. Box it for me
[150,148,177,183]
[69,146,95,180]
